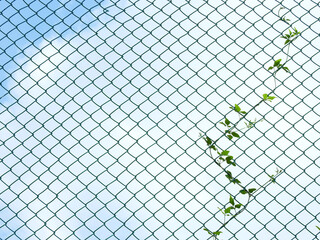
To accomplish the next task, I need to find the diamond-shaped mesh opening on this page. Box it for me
[1,1,320,239]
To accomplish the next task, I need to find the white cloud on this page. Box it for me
[1,0,320,239]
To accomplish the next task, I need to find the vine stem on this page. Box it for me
[207,171,283,240]
[203,7,299,239]
[209,148,246,191]
[204,47,293,240]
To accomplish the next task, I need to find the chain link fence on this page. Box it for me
[1,0,320,239]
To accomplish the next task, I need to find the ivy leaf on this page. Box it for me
[234,178,241,184]
[225,171,232,180]
[268,174,276,183]
[282,66,290,72]
[229,195,235,206]
[203,228,213,235]
[263,94,276,102]
[234,104,241,112]
[203,136,212,146]
[221,150,230,156]
[219,121,226,126]
[231,132,240,138]
[263,93,268,100]
[249,188,256,193]
[210,145,217,151]
[224,206,234,214]
[235,203,242,209]
[239,189,247,194]
[274,59,282,67]
[268,96,276,101]
[226,156,235,166]
[213,231,222,236]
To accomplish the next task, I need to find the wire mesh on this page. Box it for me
[1,0,320,239]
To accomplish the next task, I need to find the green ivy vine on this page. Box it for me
[202,7,300,239]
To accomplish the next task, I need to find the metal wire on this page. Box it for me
[1,1,320,239]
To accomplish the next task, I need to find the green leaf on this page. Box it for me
[285,39,290,45]
[213,231,222,236]
[203,228,213,235]
[225,171,232,179]
[274,59,282,67]
[268,96,276,100]
[225,118,230,126]
[231,132,240,138]
[269,174,276,183]
[263,93,268,100]
[231,178,240,184]
[224,206,234,214]
[240,189,247,194]
[235,204,242,209]
[229,195,235,205]
[282,66,290,72]
[221,150,230,156]
[264,95,276,102]
[240,111,247,114]
[225,176,232,181]
[210,145,217,151]
[226,156,235,165]
[227,135,233,140]
[268,66,273,70]
[204,136,212,146]
[234,104,241,112]
[234,178,241,184]
[219,122,226,126]
[316,226,320,230]
[249,188,256,193]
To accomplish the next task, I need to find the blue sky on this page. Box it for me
[1,0,103,102]
[1,0,320,239]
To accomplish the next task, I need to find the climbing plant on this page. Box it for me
[202,7,300,239]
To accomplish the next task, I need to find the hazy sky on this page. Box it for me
[1,0,320,239]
